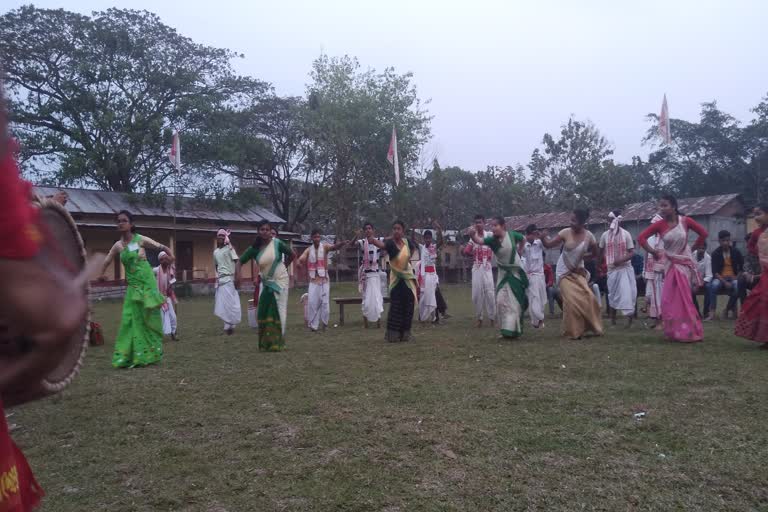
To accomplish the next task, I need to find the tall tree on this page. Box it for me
[0,6,263,192]
[528,117,614,209]
[184,94,325,231]
[305,55,432,236]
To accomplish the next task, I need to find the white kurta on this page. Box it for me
[307,243,330,331]
[358,238,385,322]
[599,228,637,316]
[214,245,242,329]
[154,265,178,335]
[523,239,546,325]
[418,243,439,321]
[468,232,496,321]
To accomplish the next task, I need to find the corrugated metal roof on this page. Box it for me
[463,194,743,233]
[34,186,284,224]
[619,194,742,221]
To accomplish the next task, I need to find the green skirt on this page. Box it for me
[258,286,284,352]
[113,265,165,368]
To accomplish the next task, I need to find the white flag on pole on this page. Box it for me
[659,95,671,145]
[387,125,400,186]
[169,129,181,171]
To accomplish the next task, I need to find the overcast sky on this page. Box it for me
[7,0,768,171]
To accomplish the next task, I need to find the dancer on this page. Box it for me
[522,224,547,328]
[735,204,768,345]
[463,214,496,327]
[237,221,294,351]
[357,222,385,328]
[368,221,418,342]
[542,209,604,339]
[418,222,445,323]
[153,251,178,340]
[469,216,528,338]
[643,214,665,328]
[99,210,171,367]
[599,210,637,327]
[297,230,348,332]
[638,194,708,343]
[213,229,242,335]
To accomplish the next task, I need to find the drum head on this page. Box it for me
[36,200,90,393]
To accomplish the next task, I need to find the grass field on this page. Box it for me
[10,283,768,511]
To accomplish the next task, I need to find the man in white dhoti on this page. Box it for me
[417,222,445,323]
[642,214,665,328]
[357,222,385,328]
[298,230,348,332]
[522,224,547,328]
[213,229,242,335]
[599,210,638,327]
[153,251,178,340]
[463,214,496,328]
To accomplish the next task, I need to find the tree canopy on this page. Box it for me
[0,6,262,192]
[3,5,765,233]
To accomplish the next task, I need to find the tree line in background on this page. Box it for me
[2,6,767,236]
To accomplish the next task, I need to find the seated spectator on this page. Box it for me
[707,230,744,320]
[692,243,713,318]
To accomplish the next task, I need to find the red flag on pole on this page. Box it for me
[659,95,671,145]
[169,130,181,171]
[387,126,400,186]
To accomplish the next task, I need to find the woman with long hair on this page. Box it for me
[735,204,768,346]
[542,208,604,339]
[237,220,294,351]
[99,210,174,367]
[368,221,418,342]
[469,216,528,338]
[638,194,708,342]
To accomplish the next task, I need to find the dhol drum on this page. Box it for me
[2,197,90,406]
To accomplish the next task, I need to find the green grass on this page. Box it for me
[10,283,768,511]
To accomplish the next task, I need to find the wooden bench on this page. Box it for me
[334,296,391,326]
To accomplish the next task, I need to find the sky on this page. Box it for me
[7,0,768,172]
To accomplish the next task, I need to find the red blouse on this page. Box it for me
[638,217,708,250]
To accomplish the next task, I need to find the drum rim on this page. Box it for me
[36,197,91,393]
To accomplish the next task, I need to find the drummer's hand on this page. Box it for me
[0,254,102,401]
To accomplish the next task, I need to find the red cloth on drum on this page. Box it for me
[0,145,41,260]
[0,400,43,511]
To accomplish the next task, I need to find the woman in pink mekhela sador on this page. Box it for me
[638,194,708,342]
